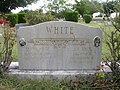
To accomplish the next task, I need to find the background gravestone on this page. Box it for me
[16,21,102,70]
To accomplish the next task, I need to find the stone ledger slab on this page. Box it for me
[16,21,102,70]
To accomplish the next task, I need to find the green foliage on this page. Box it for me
[17,13,26,23]
[113,15,120,29]
[6,14,18,27]
[25,10,55,25]
[43,0,73,19]
[103,1,117,17]
[74,0,103,17]
[19,9,30,13]
[0,14,16,72]
[65,10,79,22]
[83,14,92,23]
[49,10,66,19]
[44,0,67,14]
[0,0,38,13]
[104,25,120,76]
[95,72,105,79]
[102,0,120,78]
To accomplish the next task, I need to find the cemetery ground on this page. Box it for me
[0,21,120,90]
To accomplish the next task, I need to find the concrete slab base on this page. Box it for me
[8,69,100,80]
[8,62,112,80]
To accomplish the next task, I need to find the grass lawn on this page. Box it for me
[0,74,119,90]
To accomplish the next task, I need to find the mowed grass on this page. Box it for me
[0,21,114,61]
[0,75,60,90]
[0,74,119,90]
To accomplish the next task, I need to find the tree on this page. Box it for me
[46,0,67,13]
[0,0,38,13]
[73,0,103,17]
[103,1,117,17]
[44,0,69,19]
[24,10,55,25]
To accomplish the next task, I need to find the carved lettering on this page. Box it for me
[54,27,59,34]
[46,26,52,33]
[70,27,73,34]
[46,26,74,34]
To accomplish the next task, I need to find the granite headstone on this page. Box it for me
[16,21,102,70]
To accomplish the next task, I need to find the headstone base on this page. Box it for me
[8,62,111,80]
[8,69,100,80]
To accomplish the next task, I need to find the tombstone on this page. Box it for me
[104,21,113,26]
[16,21,102,71]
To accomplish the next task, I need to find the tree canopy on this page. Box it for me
[46,0,67,13]
[103,1,118,16]
[0,0,38,13]
[43,0,68,19]
[73,0,103,17]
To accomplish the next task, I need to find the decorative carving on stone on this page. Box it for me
[19,38,26,46]
[93,36,101,47]
[27,38,91,48]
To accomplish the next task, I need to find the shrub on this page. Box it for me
[0,14,16,73]
[25,10,55,25]
[6,14,18,27]
[83,14,92,23]
[104,15,120,77]
[17,13,26,23]
[65,10,79,22]
[102,1,120,82]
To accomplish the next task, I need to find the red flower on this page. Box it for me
[0,19,4,24]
